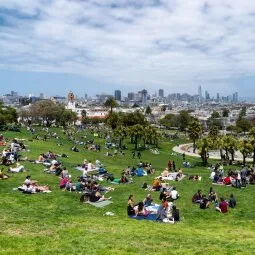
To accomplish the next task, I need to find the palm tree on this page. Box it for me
[128,124,144,150]
[239,139,252,166]
[216,136,224,160]
[227,136,238,162]
[104,97,118,114]
[208,125,219,141]
[113,126,127,148]
[249,127,255,166]
[197,137,213,166]
[187,120,202,153]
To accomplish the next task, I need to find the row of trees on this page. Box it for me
[104,110,161,150]
[187,118,255,166]
[19,100,77,127]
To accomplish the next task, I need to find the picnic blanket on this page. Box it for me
[156,173,186,181]
[129,214,158,221]
[75,166,99,172]
[86,200,113,208]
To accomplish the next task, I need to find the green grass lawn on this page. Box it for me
[0,127,254,255]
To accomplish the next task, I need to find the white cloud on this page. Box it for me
[1,0,255,94]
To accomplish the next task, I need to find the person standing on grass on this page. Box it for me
[137,151,141,159]
[132,151,135,159]
[168,160,172,171]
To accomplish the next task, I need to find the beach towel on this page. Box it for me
[86,200,113,208]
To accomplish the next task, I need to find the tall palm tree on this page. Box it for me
[113,126,127,148]
[216,136,224,160]
[197,137,213,166]
[104,97,118,114]
[239,139,252,166]
[128,124,144,150]
[249,127,255,166]
[187,120,202,153]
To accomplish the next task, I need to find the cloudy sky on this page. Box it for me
[0,0,255,98]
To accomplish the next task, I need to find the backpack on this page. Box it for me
[142,182,148,189]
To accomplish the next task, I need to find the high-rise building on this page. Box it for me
[158,89,164,98]
[128,92,135,101]
[216,93,220,102]
[141,89,148,105]
[205,90,210,101]
[39,93,44,99]
[114,90,121,101]
[232,92,238,103]
[198,85,202,103]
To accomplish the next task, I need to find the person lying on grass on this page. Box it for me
[19,179,50,194]
[8,162,25,173]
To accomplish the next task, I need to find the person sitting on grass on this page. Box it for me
[143,194,153,207]
[60,176,69,189]
[200,195,210,209]
[120,174,129,184]
[152,177,162,191]
[170,187,179,201]
[0,168,9,179]
[161,168,169,177]
[192,189,203,203]
[136,166,144,177]
[216,197,228,213]
[208,187,218,203]
[135,201,149,216]
[88,190,112,202]
[168,205,180,223]
[146,163,155,174]
[127,195,135,216]
[228,194,236,208]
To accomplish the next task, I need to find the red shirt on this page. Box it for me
[219,200,228,213]
[224,176,231,185]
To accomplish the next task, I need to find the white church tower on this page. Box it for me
[67,91,76,111]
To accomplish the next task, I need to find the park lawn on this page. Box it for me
[0,128,254,255]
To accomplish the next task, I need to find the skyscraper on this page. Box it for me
[141,89,148,105]
[128,92,135,101]
[114,90,121,101]
[158,89,164,98]
[198,85,202,103]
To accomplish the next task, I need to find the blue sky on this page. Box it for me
[0,0,255,97]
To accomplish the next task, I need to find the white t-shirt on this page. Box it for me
[87,163,92,171]
[170,190,179,200]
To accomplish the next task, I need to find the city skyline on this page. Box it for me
[1,1,255,97]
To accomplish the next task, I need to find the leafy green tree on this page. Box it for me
[187,121,202,153]
[179,110,191,131]
[104,97,118,114]
[236,118,252,134]
[249,127,255,166]
[59,110,77,127]
[222,108,230,118]
[105,112,121,130]
[145,105,152,115]
[239,139,252,166]
[0,102,18,127]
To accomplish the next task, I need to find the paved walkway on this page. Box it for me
[172,143,253,162]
